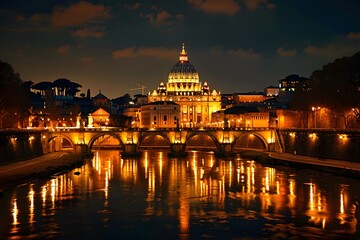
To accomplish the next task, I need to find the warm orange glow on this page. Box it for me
[309,133,317,139]
[12,198,19,226]
[338,134,347,140]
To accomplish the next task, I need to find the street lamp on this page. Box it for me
[312,107,320,128]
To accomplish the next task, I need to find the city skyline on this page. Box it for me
[1,0,360,98]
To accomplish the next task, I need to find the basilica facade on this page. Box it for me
[148,44,221,128]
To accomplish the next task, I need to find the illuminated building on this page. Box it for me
[264,85,279,97]
[233,93,265,105]
[148,44,221,128]
[141,101,180,129]
[88,107,110,127]
[212,106,270,129]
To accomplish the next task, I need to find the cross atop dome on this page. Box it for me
[179,43,188,63]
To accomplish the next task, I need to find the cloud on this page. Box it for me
[55,45,70,55]
[112,47,179,60]
[140,10,173,26]
[277,47,297,57]
[51,1,111,27]
[228,48,260,59]
[348,32,360,40]
[304,44,359,58]
[188,0,241,16]
[124,3,141,10]
[71,28,105,38]
[155,10,171,25]
[243,0,275,11]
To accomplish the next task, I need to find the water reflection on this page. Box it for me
[1,149,360,239]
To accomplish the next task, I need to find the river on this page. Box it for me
[0,149,360,239]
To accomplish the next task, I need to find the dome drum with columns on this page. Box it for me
[148,44,221,127]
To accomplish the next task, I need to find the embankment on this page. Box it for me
[239,150,360,178]
[0,152,92,193]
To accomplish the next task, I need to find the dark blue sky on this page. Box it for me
[1,0,359,98]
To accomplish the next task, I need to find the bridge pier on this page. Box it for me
[168,143,188,158]
[74,144,90,154]
[215,143,234,158]
[121,143,142,158]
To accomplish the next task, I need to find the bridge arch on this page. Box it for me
[47,135,75,152]
[88,133,124,149]
[138,132,171,149]
[233,133,268,151]
[185,132,219,150]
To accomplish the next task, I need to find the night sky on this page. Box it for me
[1,0,360,98]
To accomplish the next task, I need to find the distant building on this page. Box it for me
[221,94,234,109]
[88,107,110,127]
[233,93,265,105]
[264,86,279,97]
[276,109,297,128]
[140,101,180,129]
[277,74,308,108]
[147,44,221,128]
[212,106,270,129]
[93,92,109,109]
[122,107,141,128]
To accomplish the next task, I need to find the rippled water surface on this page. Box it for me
[1,150,360,239]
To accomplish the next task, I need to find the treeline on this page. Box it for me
[291,51,360,125]
[0,60,30,128]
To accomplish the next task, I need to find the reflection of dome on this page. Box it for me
[168,44,199,83]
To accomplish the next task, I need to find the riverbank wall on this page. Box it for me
[239,150,360,178]
[278,129,360,162]
[0,130,43,165]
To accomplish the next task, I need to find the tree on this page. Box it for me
[0,60,29,128]
[291,52,360,127]
[53,78,82,96]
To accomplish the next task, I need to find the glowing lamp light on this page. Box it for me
[309,133,317,139]
[338,134,347,140]
[289,132,296,138]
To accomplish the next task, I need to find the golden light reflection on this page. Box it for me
[105,171,109,200]
[51,178,57,209]
[7,149,358,238]
[28,185,35,224]
[12,198,19,226]
[42,185,47,209]
[288,178,296,209]
[159,152,163,185]
[309,183,315,210]
[305,181,329,228]
[178,196,189,236]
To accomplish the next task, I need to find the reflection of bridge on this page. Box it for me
[44,127,282,157]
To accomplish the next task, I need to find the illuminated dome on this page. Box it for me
[168,44,199,83]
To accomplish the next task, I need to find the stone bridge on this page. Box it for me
[43,127,282,157]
